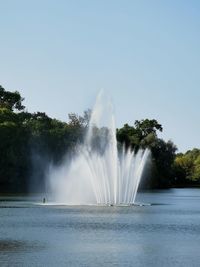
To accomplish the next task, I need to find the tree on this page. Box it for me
[0,107,30,192]
[117,124,140,149]
[174,149,200,184]
[117,119,162,150]
[1,85,198,192]
[68,109,91,127]
[0,85,25,111]
[150,139,177,188]
[117,119,177,188]
[134,119,163,137]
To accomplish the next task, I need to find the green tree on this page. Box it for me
[117,119,176,188]
[134,119,163,137]
[0,107,29,192]
[0,85,25,111]
[150,139,177,188]
[174,149,200,184]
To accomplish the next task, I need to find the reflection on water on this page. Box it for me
[0,189,200,267]
[0,240,44,252]
[0,240,27,252]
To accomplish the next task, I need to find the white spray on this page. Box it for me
[49,90,150,205]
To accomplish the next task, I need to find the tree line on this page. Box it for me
[0,85,199,193]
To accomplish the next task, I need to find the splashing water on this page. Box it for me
[49,90,150,205]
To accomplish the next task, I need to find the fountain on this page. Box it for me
[48,90,150,205]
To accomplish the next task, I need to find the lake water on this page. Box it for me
[0,188,200,267]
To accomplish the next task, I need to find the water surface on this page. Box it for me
[0,189,200,267]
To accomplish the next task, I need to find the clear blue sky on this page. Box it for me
[0,0,200,152]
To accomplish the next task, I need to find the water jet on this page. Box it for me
[49,90,150,205]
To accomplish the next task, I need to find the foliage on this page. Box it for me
[174,149,200,184]
[117,120,177,188]
[0,86,89,192]
[0,85,25,111]
[0,108,29,192]
[117,119,163,150]
[0,85,199,192]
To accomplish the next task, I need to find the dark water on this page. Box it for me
[0,189,200,267]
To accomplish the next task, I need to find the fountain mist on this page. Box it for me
[49,91,150,205]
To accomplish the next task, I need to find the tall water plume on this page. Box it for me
[49,90,150,205]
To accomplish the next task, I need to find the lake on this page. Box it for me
[0,188,200,267]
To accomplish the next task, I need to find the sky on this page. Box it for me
[0,0,200,152]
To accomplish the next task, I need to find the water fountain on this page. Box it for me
[49,90,150,205]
